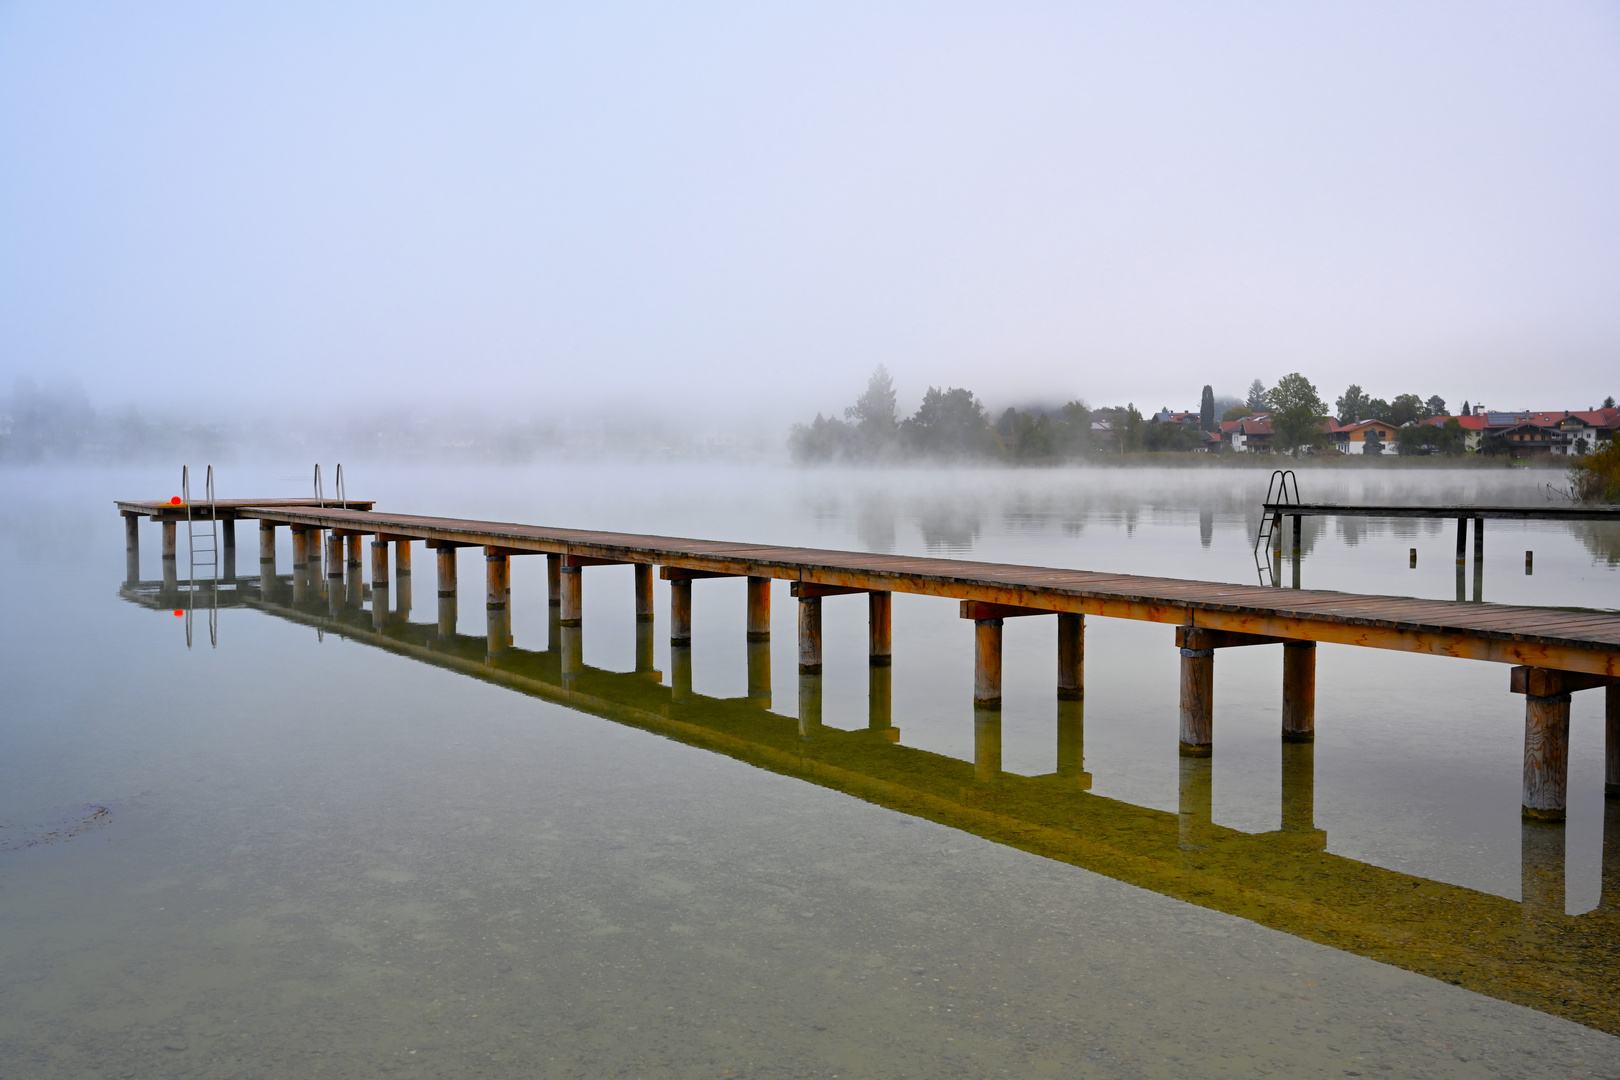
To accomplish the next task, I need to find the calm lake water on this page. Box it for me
[3,462,1619,1078]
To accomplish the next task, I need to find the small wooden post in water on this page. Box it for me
[346,533,363,567]
[973,619,1003,708]
[1526,550,1534,575]
[162,520,177,563]
[1456,516,1468,565]
[291,527,309,567]
[486,551,510,656]
[670,579,692,645]
[1179,635,1215,756]
[1058,613,1085,700]
[747,576,772,640]
[635,564,655,622]
[259,522,276,561]
[868,591,891,665]
[370,540,389,588]
[1281,641,1316,742]
[1515,667,1573,822]
[124,514,141,583]
[547,553,561,607]
[325,533,344,580]
[394,540,411,619]
[797,596,822,674]
[221,519,236,582]
[437,545,457,597]
[559,564,582,627]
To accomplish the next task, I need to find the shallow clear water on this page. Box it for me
[3,462,1619,1077]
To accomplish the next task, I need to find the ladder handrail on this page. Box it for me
[335,463,346,506]
[314,464,325,508]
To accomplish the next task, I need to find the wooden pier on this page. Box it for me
[117,499,1620,823]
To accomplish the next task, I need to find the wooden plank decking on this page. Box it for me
[1262,502,1620,521]
[236,505,1620,677]
[117,498,375,521]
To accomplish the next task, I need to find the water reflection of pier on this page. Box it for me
[121,570,1620,1035]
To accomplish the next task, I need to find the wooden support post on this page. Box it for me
[161,520,177,561]
[973,619,1003,708]
[868,590,891,665]
[974,705,1002,785]
[1281,741,1315,834]
[325,533,344,578]
[437,546,458,600]
[291,527,309,567]
[1456,516,1468,565]
[486,552,509,610]
[547,553,561,606]
[747,576,771,640]
[868,662,894,739]
[1271,512,1283,557]
[1525,550,1533,575]
[670,579,692,645]
[1523,686,1571,824]
[396,540,411,577]
[797,596,822,674]
[1608,684,1620,798]
[1455,562,1466,603]
[1281,640,1316,742]
[345,533,362,567]
[1179,644,1214,756]
[1057,613,1084,700]
[671,645,693,705]
[221,519,236,581]
[259,522,276,561]
[394,541,411,619]
[1291,514,1301,558]
[1474,515,1485,564]
[635,564,655,621]
[124,514,140,583]
[371,540,390,587]
[486,553,510,656]
[559,565,582,626]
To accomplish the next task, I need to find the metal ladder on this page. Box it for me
[1252,469,1299,586]
[182,464,219,648]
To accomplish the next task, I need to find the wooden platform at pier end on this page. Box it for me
[1262,502,1620,521]
[237,505,1620,677]
[117,498,375,522]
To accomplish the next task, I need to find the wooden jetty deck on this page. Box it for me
[118,499,1620,824]
[117,572,1620,1035]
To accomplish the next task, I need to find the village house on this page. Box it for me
[1329,418,1398,455]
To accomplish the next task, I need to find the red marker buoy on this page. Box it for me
[170,496,182,505]
[173,610,183,617]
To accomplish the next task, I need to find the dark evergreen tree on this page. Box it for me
[1199,385,1215,431]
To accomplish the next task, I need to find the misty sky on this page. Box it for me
[2,2,1617,423]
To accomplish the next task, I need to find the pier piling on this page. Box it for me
[547,553,561,607]
[1058,613,1085,699]
[798,597,822,674]
[636,564,654,621]
[1179,642,1215,756]
[222,519,236,581]
[747,576,771,640]
[325,533,344,580]
[1606,684,1620,799]
[124,514,140,583]
[371,540,389,588]
[162,521,177,563]
[868,591,891,666]
[1282,641,1316,742]
[973,619,1003,708]
[670,579,692,645]
[259,522,276,561]
[437,545,457,597]
[291,527,309,567]
[559,564,582,626]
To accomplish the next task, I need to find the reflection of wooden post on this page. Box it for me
[798,670,822,740]
[292,564,309,604]
[372,582,390,629]
[1282,641,1315,741]
[1178,755,1213,850]
[1456,516,1467,565]
[1057,697,1087,786]
[798,597,822,674]
[670,579,692,645]
[974,706,1002,785]
[560,565,582,626]
[438,595,456,638]
[635,564,654,621]
[561,625,583,684]
[868,591,891,665]
[222,519,236,582]
[1179,643,1214,756]
[747,576,771,639]
[1290,514,1301,558]
[1057,613,1084,700]
[671,645,693,703]
[1521,820,1565,928]
[1600,799,1620,914]
[1281,741,1315,833]
[395,542,411,619]
[868,663,893,739]
[1472,517,1485,602]
[547,553,561,606]
[748,638,772,706]
[973,619,1003,708]
[636,619,657,678]
[1607,684,1620,798]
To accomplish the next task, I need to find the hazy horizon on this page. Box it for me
[3,3,1618,426]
